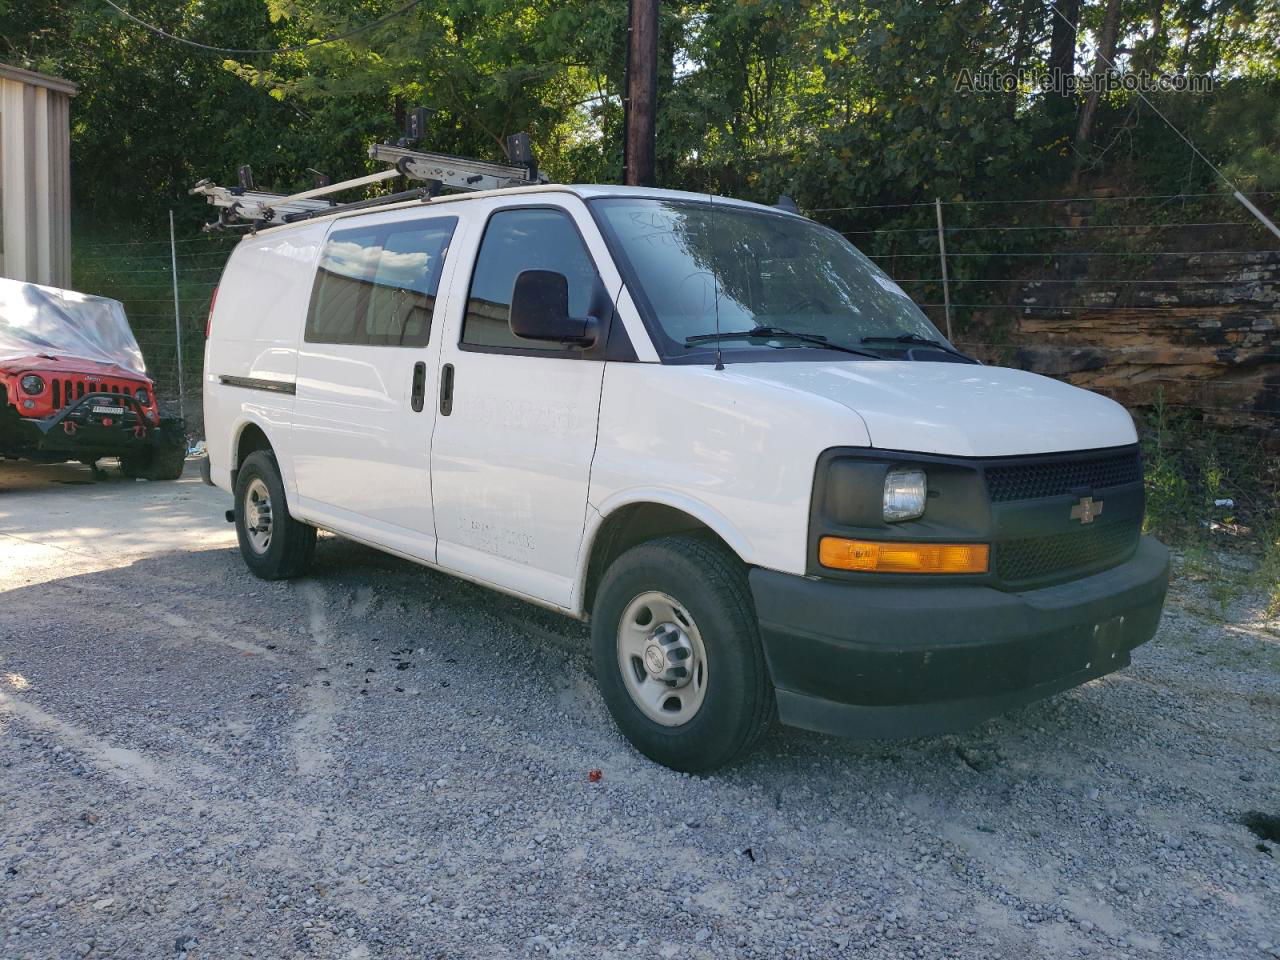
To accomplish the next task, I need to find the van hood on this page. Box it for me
[728,360,1137,457]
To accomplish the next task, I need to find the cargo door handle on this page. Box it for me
[439,363,454,416]
[410,361,426,412]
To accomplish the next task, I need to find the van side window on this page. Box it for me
[461,208,598,352]
[306,216,457,347]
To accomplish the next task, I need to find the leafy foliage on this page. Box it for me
[6,0,1278,564]
[3,0,1279,232]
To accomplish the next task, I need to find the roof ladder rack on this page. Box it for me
[369,140,541,194]
[191,131,546,232]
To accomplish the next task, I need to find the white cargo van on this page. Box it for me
[203,183,1169,772]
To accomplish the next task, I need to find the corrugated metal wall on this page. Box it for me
[0,65,75,288]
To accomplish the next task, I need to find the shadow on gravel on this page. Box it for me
[2,526,1162,765]
[3,525,1161,781]
[5,527,1279,959]
[0,459,125,493]
[1242,811,1280,844]
[284,536,1162,780]
[303,533,594,651]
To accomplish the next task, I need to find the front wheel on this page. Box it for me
[234,450,316,580]
[120,419,187,480]
[591,535,774,772]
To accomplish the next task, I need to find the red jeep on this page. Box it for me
[0,278,186,480]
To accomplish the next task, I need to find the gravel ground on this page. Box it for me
[1,460,1278,960]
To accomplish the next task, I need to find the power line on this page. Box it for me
[811,191,1280,213]
[82,268,228,277]
[864,250,1279,259]
[77,236,237,249]
[1044,0,1280,242]
[842,220,1265,235]
[100,0,425,56]
[951,341,1280,357]
[76,252,234,265]
[891,277,1271,285]
[915,302,1268,312]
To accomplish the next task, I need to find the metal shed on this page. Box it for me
[0,64,76,287]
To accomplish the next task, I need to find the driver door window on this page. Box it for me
[460,208,599,353]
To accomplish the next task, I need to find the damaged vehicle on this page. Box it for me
[0,277,186,479]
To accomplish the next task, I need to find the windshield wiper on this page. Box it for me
[686,326,883,360]
[860,334,978,363]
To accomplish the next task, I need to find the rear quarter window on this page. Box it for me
[306,216,458,347]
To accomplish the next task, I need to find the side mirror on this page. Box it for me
[509,270,597,346]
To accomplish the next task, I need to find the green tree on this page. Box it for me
[3,0,1279,231]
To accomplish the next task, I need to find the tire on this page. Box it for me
[118,450,149,479]
[233,450,316,580]
[144,426,188,480]
[120,419,187,481]
[591,535,774,773]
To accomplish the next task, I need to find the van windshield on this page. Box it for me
[591,197,947,362]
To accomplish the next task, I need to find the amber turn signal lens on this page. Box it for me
[818,537,989,574]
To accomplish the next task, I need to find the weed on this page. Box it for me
[1256,517,1280,619]
[1140,389,1280,620]
[1141,391,1198,541]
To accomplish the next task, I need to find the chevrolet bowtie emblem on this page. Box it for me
[1070,496,1103,524]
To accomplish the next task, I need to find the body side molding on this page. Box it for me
[218,375,297,395]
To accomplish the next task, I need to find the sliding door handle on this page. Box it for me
[410,361,426,412]
[439,363,454,416]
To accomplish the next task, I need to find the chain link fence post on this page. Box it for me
[935,197,953,341]
[168,210,185,422]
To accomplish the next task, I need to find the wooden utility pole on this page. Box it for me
[623,0,658,186]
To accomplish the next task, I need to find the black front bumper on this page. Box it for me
[1,392,161,460]
[751,535,1170,739]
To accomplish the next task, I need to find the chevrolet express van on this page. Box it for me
[204,184,1169,772]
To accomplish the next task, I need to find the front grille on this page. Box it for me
[985,448,1142,502]
[48,378,137,411]
[996,519,1140,584]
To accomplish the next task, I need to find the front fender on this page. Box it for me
[588,363,872,593]
[588,488,758,561]
[573,491,757,616]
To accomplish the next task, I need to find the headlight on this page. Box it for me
[883,467,927,522]
[20,374,45,395]
[134,388,150,406]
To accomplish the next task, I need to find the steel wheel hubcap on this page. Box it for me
[244,478,273,555]
[617,591,708,727]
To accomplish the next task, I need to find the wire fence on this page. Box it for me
[811,190,1280,429]
[72,228,236,434]
[70,191,1280,440]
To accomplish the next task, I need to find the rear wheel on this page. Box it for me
[234,450,316,580]
[591,535,774,772]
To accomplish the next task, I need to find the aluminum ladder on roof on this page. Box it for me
[191,132,545,232]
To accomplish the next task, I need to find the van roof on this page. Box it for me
[242,183,796,239]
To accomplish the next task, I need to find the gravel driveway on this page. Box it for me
[2,460,1278,960]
